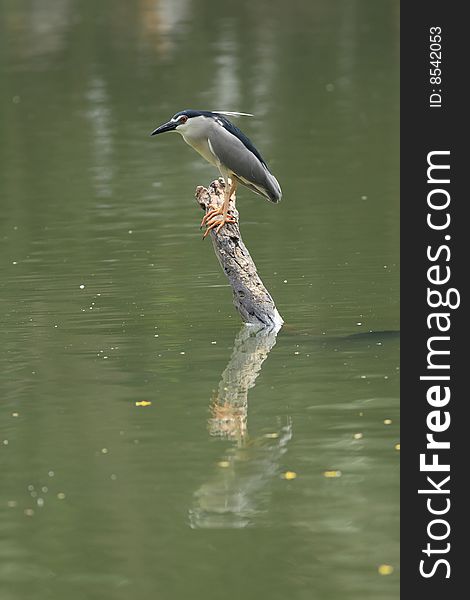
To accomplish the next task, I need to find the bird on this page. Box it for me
[150,110,282,237]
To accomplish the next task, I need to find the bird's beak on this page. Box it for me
[150,120,177,136]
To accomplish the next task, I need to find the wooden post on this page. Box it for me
[195,179,283,328]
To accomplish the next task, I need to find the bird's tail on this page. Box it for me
[264,170,282,203]
[233,170,282,203]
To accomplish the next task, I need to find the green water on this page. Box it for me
[0,1,399,599]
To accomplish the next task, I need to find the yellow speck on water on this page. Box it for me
[323,470,342,478]
[282,471,297,480]
[101,448,108,454]
[378,564,394,576]
[57,492,66,500]
[24,508,34,517]
[353,433,363,440]
[217,461,230,468]
[264,433,279,439]
[12,412,19,418]
[384,419,392,425]
[135,401,152,407]
[395,443,400,451]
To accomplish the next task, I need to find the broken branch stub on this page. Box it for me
[195,179,283,328]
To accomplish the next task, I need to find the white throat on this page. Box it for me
[177,116,218,167]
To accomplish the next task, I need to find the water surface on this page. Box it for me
[1,1,399,599]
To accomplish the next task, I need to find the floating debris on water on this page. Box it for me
[101,448,108,454]
[353,433,363,440]
[384,419,392,425]
[217,461,230,468]
[79,284,85,289]
[395,443,400,451]
[323,470,342,478]
[264,433,279,439]
[281,471,297,480]
[378,564,394,576]
[135,401,152,407]
[57,492,66,500]
[24,508,34,517]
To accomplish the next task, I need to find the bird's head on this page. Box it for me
[150,110,253,137]
[150,110,195,136]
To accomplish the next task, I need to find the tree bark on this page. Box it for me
[195,179,283,328]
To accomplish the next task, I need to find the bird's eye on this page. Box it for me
[179,115,188,124]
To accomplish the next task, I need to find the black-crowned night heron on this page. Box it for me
[150,110,282,237]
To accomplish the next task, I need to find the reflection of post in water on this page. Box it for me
[208,325,277,441]
[189,324,292,529]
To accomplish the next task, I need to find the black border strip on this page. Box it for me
[401,2,465,596]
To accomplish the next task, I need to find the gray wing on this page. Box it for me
[208,125,281,203]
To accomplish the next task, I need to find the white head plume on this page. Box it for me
[212,111,254,118]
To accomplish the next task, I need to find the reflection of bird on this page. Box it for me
[150,110,282,236]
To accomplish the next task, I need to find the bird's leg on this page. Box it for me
[201,178,233,226]
[201,179,238,234]
[202,179,238,238]
[220,178,237,218]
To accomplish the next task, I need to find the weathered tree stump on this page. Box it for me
[195,179,283,328]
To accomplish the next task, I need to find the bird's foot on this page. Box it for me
[200,205,221,228]
[202,211,237,238]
